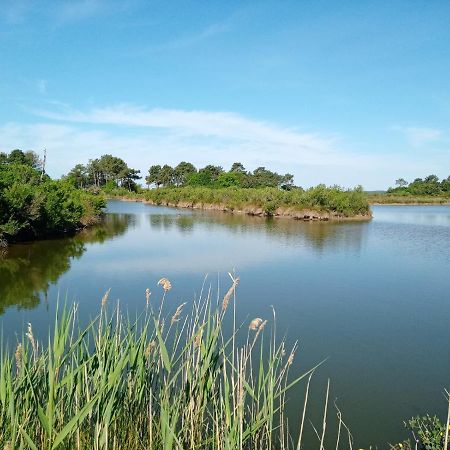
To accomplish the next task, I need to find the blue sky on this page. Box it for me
[0,0,449,189]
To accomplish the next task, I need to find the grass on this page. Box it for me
[367,193,450,205]
[0,275,354,450]
[107,185,371,218]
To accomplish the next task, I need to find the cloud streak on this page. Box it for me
[392,126,443,147]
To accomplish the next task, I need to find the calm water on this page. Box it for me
[1,201,450,446]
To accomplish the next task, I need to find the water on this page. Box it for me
[1,201,449,447]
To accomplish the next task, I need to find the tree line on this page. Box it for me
[390,175,450,196]
[145,162,295,190]
[63,157,295,191]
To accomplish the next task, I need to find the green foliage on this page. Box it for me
[145,161,297,189]
[0,159,105,243]
[143,185,370,217]
[65,154,141,191]
[0,281,336,449]
[406,415,447,450]
[388,175,450,197]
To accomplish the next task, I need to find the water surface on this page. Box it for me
[1,202,449,447]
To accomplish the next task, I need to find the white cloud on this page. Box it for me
[392,126,443,147]
[2,104,449,189]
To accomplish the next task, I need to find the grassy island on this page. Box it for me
[0,150,105,246]
[141,185,371,220]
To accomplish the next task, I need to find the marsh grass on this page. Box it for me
[0,276,353,449]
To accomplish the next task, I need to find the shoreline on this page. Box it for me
[109,195,373,222]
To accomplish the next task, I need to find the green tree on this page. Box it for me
[395,178,408,188]
[159,165,175,187]
[230,162,246,173]
[173,162,196,186]
[146,165,162,188]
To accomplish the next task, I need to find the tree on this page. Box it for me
[200,165,223,182]
[280,173,294,190]
[66,164,89,188]
[173,162,196,186]
[159,165,175,187]
[395,178,408,188]
[216,172,241,188]
[146,165,162,188]
[230,162,246,173]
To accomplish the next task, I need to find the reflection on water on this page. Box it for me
[0,213,132,313]
[148,210,366,253]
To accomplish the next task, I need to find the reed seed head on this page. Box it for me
[157,278,172,292]
[249,318,263,331]
[14,343,23,373]
[171,302,186,324]
[145,288,151,306]
[26,323,37,355]
[222,276,240,311]
[101,288,111,307]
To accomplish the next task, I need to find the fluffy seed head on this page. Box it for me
[249,318,263,331]
[157,278,172,292]
[145,288,151,306]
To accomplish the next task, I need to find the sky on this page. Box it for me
[0,0,449,190]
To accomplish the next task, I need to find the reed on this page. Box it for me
[0,277,352,449]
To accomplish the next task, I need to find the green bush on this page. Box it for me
[0,163,105,243]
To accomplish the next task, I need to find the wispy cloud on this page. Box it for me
[30,103,338,163]
[150,22,230,51]
[3,104,449,189]
[392,125,443,147]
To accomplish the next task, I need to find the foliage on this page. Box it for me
[145,161,295,190]
[0,152,105,243]
[0,279,353,449]
[406,415,448,450]
[388,175,450,197]
[143,184,370,217]
[65,154,141,191]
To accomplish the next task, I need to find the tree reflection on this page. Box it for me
[0,214,132,314]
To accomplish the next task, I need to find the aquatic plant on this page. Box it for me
[0,276,353,449]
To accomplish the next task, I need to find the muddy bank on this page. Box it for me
[134,197,373,222]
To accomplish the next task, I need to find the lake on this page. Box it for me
[1,201,449,447]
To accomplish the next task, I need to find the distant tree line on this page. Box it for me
[145,162,295,190]
[64,155,141,191]
[389,175,450,196]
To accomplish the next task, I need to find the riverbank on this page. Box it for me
[107,185,372,221]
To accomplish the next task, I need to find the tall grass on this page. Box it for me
[0,276,353,449]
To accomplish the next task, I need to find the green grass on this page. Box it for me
[366,193,450,204]
[0,277,354,450]
[132,185,371,218]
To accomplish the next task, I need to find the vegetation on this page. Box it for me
[145,161,294,190]
[142,185,371,218]
[64,154,141,192]
[388,175,450,196]
[0,278,355,449]
[0,150,105,244]
[367,175,450,204]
